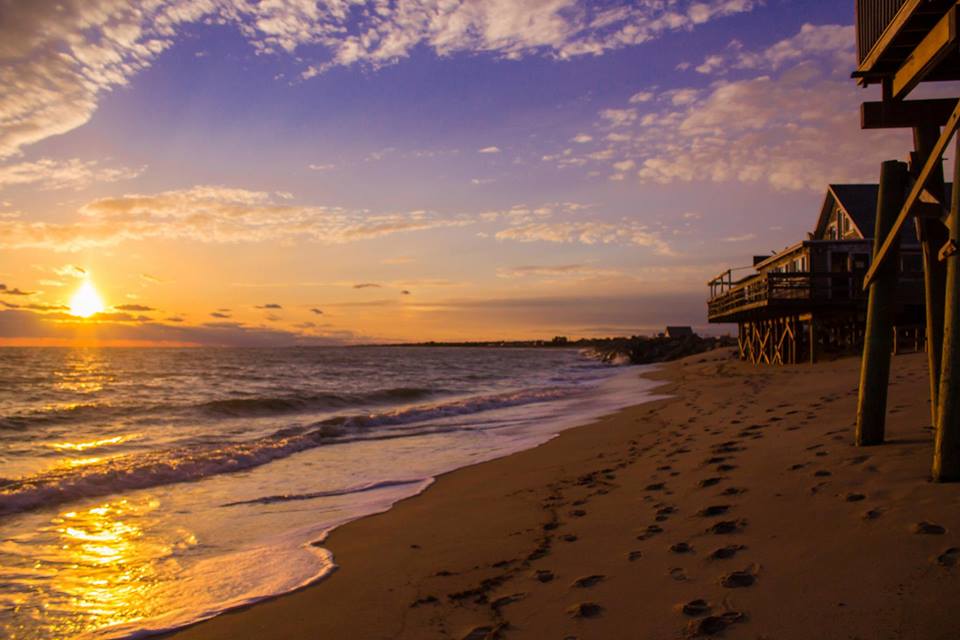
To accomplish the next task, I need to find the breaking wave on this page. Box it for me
[0,386,572,517]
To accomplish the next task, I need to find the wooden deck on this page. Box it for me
[707,270,925,324]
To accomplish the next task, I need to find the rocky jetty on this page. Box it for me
[587,334,736,365]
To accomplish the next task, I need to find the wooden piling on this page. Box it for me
[856,160,908,446]
[913,126,949,426]
[932,137,960,481]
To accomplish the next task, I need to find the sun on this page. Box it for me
[69,280,106,318]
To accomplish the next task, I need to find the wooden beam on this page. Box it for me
[892,7,958,99]
[861,98,960,129]
[863,98,960,289]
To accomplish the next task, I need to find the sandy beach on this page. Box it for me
[168,348,960,640]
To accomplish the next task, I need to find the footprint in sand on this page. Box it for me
[670,542,694,554]
[680,598,711,616]
[462,624,507,640]
[813,470,831,477]
[716,464,737,472]
[491,593,526,610]
[936,548,960,566]
[698,477,723,488]
[535,569,555,582]
[707,520,746,535]
[914,522,947,535]
[709,544,746,560]
[721,487,745,496]
[698,505,732,517]
[845,493,866,502]
[669,567,688,581]
[687,612,745,637]
[568,602,603,618]
[628,550,643,561]
[862,509,883,520]
[637,525,663,541]
[410,595,439,608]
[720,570,755,588]
[572,575,605,588]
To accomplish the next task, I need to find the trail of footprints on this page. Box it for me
[422,373,956,640]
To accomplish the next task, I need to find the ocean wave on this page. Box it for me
[0,402,127,431]
[198,387,439,417]
[0,386,576,517]
[0,387,442,431]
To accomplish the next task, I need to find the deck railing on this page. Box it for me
[707,272,869,321]
[856,0,909,63]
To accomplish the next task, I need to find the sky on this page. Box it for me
[0,0,935,346]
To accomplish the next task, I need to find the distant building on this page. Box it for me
[665,326,695,338]
[706,183,945,364]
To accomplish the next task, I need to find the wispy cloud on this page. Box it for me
[497,264,624,279]
[544,23,910,192]
[114,304,155,312]
[0,1,760,159]
[0,285,34,296]
[484,202,674,255]
[0,185,471,252]
[0,158,143,191]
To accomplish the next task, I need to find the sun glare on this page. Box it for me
[70,280,106,318]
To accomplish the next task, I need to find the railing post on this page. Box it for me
[856,160,908,446]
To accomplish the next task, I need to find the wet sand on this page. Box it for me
[170,348,960,639]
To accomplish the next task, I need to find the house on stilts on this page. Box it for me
[707,184,934,364]
[850,0,960,477]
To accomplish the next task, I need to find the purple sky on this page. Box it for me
[0,0,939,345]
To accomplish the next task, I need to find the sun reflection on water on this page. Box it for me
[52,350,114,395]
[0,496,197,639]
[49,435,133,453]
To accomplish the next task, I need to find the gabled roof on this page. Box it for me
[813,183,953,243]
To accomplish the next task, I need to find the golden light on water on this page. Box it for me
[69,279,106,318]
[49,435,130,452]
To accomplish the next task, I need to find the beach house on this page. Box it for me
[706,184,936,364]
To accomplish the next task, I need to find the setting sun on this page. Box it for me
[69,280,106,318]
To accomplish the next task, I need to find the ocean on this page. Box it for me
[0,346,662,639]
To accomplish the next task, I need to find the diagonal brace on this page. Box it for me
[863,98,960,290]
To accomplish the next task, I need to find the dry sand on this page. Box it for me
[169,348,960,639]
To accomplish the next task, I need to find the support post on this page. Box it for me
[857,160,909,446]
[933,137,960,481]
[914,126,949,426]
[808,317,818,364]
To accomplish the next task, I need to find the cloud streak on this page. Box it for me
[0,185,470,252]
